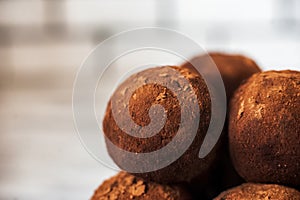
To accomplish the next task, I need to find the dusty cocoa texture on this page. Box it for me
[229,70,300,187]
[103,66,215,183]
[214,183,300,200]
[90,172,193,200]
[181,52,261,101]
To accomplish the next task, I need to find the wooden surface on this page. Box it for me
[0,87,116,200]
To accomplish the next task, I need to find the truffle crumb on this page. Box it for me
[91,172,192,200]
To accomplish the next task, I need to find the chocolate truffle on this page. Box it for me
[103,66,215,183]
[182,53,254,194]
[213,183,300,200]
[181,52,261,101]
[229,70,300,186]
[91,172,193,200]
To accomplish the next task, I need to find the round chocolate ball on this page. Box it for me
[103,66,215,183]
[181,52,261,101]
[229,70,300,186]
[91,172,193,200]
[214,183,300,200]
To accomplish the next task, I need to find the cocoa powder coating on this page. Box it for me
[91,172,193,200]
[103,66,215,183]
[181,52,261,101]
[229,70,300,187]
[214,183,300,200]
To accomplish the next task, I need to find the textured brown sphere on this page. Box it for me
[91,172,193,200]
[181,52,261,101]
[229,70,300,187]
[103,66,215,183]
[214,183,300,200]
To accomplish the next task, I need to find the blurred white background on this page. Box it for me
[0,0,300,199]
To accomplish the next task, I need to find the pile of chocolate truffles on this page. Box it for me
[91,53,300,200]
